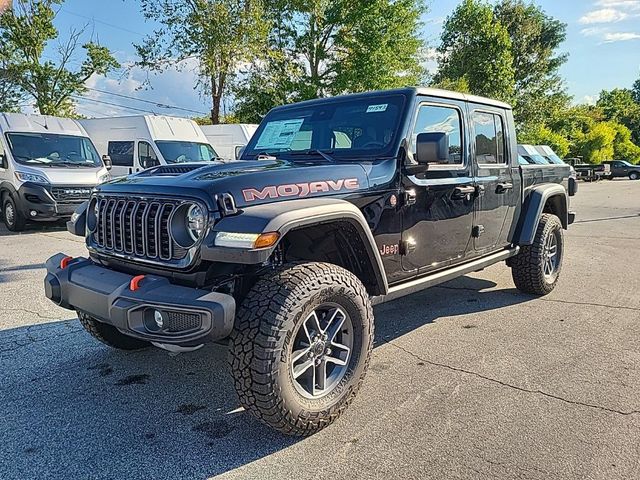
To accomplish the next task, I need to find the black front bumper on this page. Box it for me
[44,253,236,346]
[18,183,87,221]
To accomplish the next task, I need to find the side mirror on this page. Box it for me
[416,132,449,165]
[0,154,7,169]
[235,145,245,160]
[102,155,112,171]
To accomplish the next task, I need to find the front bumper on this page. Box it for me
[44,253,236,346]
[17,183,88,221]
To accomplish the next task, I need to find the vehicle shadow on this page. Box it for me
[0,276,533,480]
[0,221,67,236]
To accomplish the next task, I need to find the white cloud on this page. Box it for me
[582,95,598,105]
[580,27,607,36]
[595,0,640,10]
[579,8,628,24]
[603,32,640,41]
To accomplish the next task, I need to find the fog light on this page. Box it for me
[154,310,166,329]
[30,210,37,217]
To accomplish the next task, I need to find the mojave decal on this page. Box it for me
[242,178,360,202]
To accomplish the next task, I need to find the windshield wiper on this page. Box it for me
[289,149,337,163]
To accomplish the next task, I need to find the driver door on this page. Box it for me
[401,100,476,274]
[137,140,160,170]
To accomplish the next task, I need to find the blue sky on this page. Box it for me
[45,0,640,118]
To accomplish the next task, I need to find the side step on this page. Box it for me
[371,247,519,306]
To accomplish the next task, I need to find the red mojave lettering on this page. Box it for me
[242,178,360,202]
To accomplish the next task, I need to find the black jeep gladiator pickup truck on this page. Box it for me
[44,87,575,435]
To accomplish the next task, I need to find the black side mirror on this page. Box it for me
[416,132,449,165]
[0,154,7,169]
[102,155,112,171]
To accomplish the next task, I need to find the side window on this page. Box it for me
[138,141,158,166]
[108,141,134,167]
[412,104,463,165]
[473,111,506,165]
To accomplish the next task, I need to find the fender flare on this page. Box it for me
[0,181,18,204]
[514,184,568,246]
[201,198,389,295]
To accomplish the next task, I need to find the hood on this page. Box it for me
[15,165,109,186]
[97,158,393,209]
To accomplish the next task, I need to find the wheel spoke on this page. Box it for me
[325,308,347,342]
[291,347,310,364]
[292,357,314,379]
[307,311,322,336]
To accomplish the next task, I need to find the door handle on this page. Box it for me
[452,185,476,199]
[496,183,513,194]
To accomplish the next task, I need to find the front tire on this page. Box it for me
[228,262,374,436]
[78,311,150,350]
[511,213,564,295]
[3,196,26,231]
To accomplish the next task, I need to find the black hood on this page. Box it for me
[97,158,387,210]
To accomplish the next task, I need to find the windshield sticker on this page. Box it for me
[255,119,305,150]
[366,104,388,113]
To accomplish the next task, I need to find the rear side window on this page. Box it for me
[473,111,506,165]
[412,104,463,165]
[108,141,134,166]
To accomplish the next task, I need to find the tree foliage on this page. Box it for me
[233,0,427,122]
[434,0,515,102]
[596,88,640,145]
[136,0,269,124]
[0,0,119,116]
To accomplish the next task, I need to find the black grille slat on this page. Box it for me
[91,195,192,265]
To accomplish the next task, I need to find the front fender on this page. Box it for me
[201,198,388,295]
[514,184,568,246]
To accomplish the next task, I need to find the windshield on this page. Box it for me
[155,141,218,163]
[544,153,564,164]
[6,133,102,168]
[618,160,633,166]
[242,94,406,160]
[526,154,549,165]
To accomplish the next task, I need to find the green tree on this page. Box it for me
[632,75,640,104]
[612,122,640,164]
[518,123,570,157]
[434,0,515,102]
[493,0,570,129]
[136,0,269,124]
[233,0,427,121]
[0,0,119,116]
[596,88,640,144]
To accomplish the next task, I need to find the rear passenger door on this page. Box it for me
[471,108,516,252]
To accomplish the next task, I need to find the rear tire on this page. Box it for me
[629,172,639,180]
[78,311,150,350]
[511,213,564,296]
[3,196,26,232]
[228,262,374,436]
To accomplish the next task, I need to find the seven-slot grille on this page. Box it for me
[92,196,189,262]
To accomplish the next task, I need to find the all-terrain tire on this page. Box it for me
[511,213,564,296]
[228,262,374,436]
[3,196,26,232]
[78,311,150,350]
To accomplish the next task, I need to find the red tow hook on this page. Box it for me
[60,256,74,269]
[130,275,145,292]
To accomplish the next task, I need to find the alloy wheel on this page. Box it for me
[543,231,559,279]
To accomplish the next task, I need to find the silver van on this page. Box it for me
[0,113,110,231]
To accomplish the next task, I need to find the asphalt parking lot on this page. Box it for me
[1,180,639,480]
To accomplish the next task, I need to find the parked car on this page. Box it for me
[46,87,575,436]
[535,145,577,194]
[200,123,258,161]
[0,113,110,231]
[565,158,608,182]
[601,160,640,180]
[80,115,220,178]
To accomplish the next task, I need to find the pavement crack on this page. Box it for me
[385,339,640,417]
[0,307,60,320]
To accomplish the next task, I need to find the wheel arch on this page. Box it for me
[201,198,388,296]
[514,184,568,246]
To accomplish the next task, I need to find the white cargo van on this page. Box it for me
[80,115,220,177]
[0,113,110,231]
[200,123,257,160]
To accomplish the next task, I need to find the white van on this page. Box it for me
[0,113,110,231]
[80,115,220,177]
[200,123,258,160]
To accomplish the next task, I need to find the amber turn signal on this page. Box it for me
[254,232,280,249]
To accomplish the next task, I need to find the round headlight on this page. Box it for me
[87,198,98,232]
[186,204,205,241]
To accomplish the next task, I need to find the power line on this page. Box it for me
[85,87,208,115]
[71,95,157,115]
[59,8,146,37]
